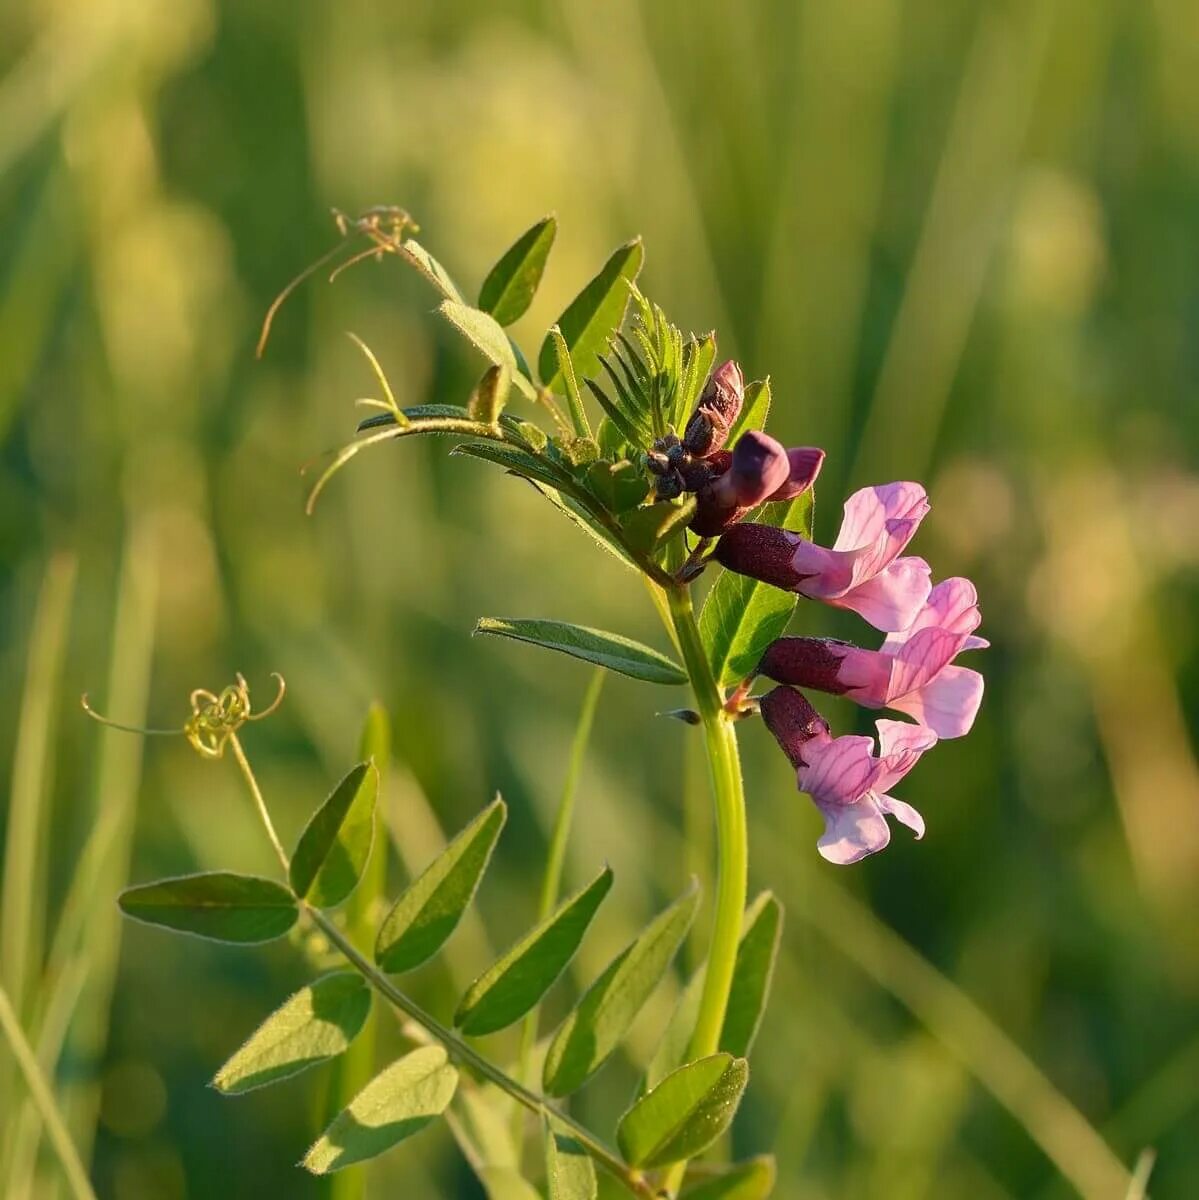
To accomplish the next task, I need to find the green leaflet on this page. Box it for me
[673,332,717,430]
[680,1156,777,1199]
[698,490,815,687]
[620,498,697,556]
[538,239,644,390]
[583,459,650,515]
[726,378,771,448]
[645,893,783,1089]
[545,1121,597,1200]
[479,215,557,326]
[289,762,378,909]
[550,326,592,439]
[357,402,474,432]
[438,300,537,400]
[118,872,298,944]
[699,577,795,690]
[474,617,687,686]
[398,239,465,302]
[451,441,573,492]
[616,1053,748,1168]
[375,798,506,973]
[543,881,700,1096]
[467,365,513,426]
[213,972,371,1094]
[455,866,613,1035]
[719,891,783,1058]
[302,1046,459,1174]
[525,480,639,571]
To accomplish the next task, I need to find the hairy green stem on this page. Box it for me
[228,731,655,1200]
[0,984,97,1200]
[661,583,748,1195]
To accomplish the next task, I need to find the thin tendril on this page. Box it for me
[327,245,386,283]
[81,673,287,761]
[80,695,180,736]
[255,242,349,359]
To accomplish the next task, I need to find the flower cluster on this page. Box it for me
[645,361,826,536]
[681,366,986,865]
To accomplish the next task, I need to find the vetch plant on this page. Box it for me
[89,210,986,1198]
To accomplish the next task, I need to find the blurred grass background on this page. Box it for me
[1,0,1197,1197]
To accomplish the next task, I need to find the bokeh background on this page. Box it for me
[2,1,1197,1197]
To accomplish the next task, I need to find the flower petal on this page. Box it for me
[886,626,964,701]
[883,576,982,651]
[874,719,937,792]
[796,733,880,807]
[889,664,984,739]
[824,556,932,632]
[768,447,826,502]
[876,793,925,839]
[814,794,892,864]
[833,482,929,557]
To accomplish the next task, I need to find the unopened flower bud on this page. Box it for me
[683,360,745,458]
[690,433,790,537]
[759,686,829,768]
[646,450,672,476]
[655,471,686,500]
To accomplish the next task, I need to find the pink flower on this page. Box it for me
[690,433,825,536]
[714,482,933,631]
[761,686,936,864]
[800,719,935,864]
[757,578,987,738]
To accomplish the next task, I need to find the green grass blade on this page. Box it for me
[0,984,96,1200]
[1,552,76,1016]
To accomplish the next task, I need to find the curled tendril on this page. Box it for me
[82,673,286,760]
[256,206,419,358]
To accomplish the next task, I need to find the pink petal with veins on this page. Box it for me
[889,665,984,739]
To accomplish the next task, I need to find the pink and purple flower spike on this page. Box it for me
[757,578,987,739]
[671,359,986,863]
[761,687,935,864]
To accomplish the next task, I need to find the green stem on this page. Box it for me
[513,668,606,1143]
[306,907,652,1197]
[661,583,748,1196]
[0,983,97,1200]
[228,731,655,1200]
[228,733,290,875]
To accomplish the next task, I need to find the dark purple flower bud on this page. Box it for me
[690,432,790,537]
[646,450,672,476]
[760,686,829,768]
[758,637,878,695]
[711,522,804,588]
[719,432,791,506]
[682,360,745,458]
[766,447,826,502]
[655,471,686,500]
[677,457,720,492]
